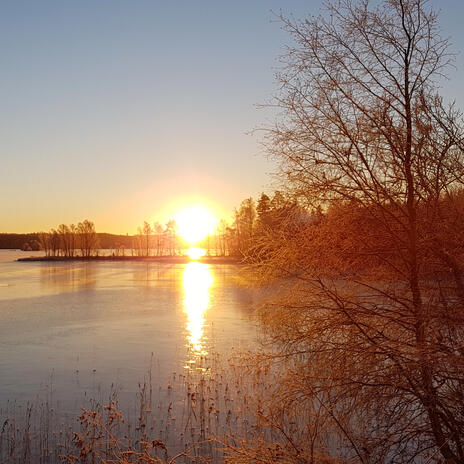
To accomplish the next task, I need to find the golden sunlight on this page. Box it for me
[186,247,206,260]
[175,205,216,245]
[182,262,213,360]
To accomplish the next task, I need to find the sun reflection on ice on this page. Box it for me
[182,262,213,367]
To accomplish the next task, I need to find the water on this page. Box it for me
[0,250,258,413]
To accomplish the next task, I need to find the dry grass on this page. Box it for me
[0,348,289,464]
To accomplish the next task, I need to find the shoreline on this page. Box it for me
[17,255,241,264]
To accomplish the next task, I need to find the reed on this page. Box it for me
[0,347,284,464]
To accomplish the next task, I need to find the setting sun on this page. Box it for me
[175,205,217,245]
[186,247,206,260]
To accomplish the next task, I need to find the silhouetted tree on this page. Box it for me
[165,220,177,256]
[57,224,68,257]
[142,221,152,257]
[50,229,60,256]
[77,220,98,257]
[38,232,51,257]
[153,222,164,256]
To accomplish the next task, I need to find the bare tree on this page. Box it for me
[77,220,98,257]
[50,229,60,256]
[57,224,72,257]
[164,220,177,256]
[153,222,164,256]
[142,221,152,257]
[251,1,464,462]
[134,227,144,256]
[69,224,77,257]
[38,231,51,257]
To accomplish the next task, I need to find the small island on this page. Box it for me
[9,215,246,264]
[17,254,239,264]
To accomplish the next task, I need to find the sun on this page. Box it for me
[175,205,217,245]
[186,247,206,260]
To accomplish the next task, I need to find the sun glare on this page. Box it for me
[175,205,216,245]
[187,247,206,260]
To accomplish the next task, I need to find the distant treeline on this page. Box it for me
[0,233,41,250]
[0,231,133,251]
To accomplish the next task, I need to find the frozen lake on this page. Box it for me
[0,250,258,413]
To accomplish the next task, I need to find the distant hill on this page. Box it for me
[0,233,40,250]
[96,233,133,249]
[0,233,134,251]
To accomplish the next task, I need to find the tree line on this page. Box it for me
[5,197,314,258]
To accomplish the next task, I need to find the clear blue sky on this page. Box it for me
[1,0,463,233]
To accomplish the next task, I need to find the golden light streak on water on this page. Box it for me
[182,262,213,366]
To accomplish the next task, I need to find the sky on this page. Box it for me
[1,0,464,234]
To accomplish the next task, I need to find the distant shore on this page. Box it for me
[17,255,240,264]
